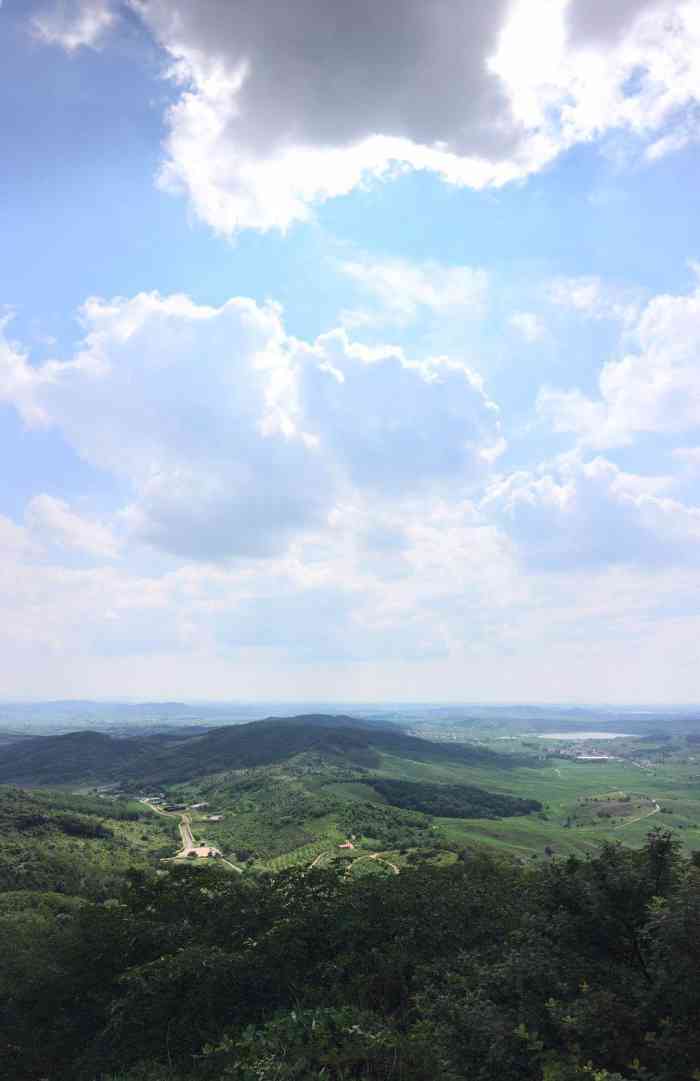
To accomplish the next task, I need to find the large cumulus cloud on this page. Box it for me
[138,0,515,158]
[39,0,677,231]
[30,1,700,231]
[0,293,502,561]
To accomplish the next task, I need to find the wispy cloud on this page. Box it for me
[31,0,117,52]
[338,256,489,328]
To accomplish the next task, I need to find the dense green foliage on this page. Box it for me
[201,778,342,859]
[337,799,434,847]
[0,787,177,897]
[367,778,543,818]
[5,718,700,1080]
[0,731,155,785]
[1,829,699,1081]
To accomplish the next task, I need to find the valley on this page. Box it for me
[4,713,699,873]
[3,710,700,1081]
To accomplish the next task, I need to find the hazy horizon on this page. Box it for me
[2,698,699,711]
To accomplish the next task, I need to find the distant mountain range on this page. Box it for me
[2,700,699,740]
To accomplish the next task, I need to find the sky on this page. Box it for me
[1,0,700,703]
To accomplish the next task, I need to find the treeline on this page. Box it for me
[367,779,542,819]
[36,791,143,821]
[1,829,699,1081]
[0,787,143,822]
[14,812,114,839]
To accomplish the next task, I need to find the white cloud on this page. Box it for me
[0,294,332,561]
[539,279,700,447]
[483,453,700,570]
[673,445,700,470]
[0,552,197,659]
[1,476,700,699]
[0,317,49,425]
[547,275,640,323]
[31,0,117,51]
[26,495,119,559]
[493,0,700,154]
[0,294,502,562]
[118,0,700,233]
[509,311,545,342]
[565,0,669,46]
[548,275,605,314]
[645,125,697,161]
[0,514,34,559]
[337,257,489,328]
[300,328,504,494]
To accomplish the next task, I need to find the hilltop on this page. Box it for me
[0,714,527,787]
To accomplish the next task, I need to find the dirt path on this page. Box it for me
[368,852,400,875]
[176,814,195,854]
[615,800,660,829]
[309,847,400,875]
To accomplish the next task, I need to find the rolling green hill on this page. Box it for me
[0,716,547,875]
[0,714,530,787]
[0,730,168,786]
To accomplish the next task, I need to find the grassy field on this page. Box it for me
[399,752,700,859]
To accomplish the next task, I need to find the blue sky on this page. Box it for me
[1,0,700,702]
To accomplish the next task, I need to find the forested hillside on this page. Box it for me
[0,787,177,896]
[1,829,699,1081]
[0,715,531,786]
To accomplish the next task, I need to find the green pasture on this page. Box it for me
[354,751,700,858]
